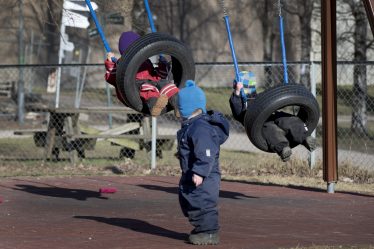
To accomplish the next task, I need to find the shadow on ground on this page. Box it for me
[137,184,257,200]
[221,179,374,198]
[13,184,108,201]
[74,216,188,242]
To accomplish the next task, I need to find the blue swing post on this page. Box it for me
[220,0,247,103]
[144,0,158,170]
[85,0,111,52]
[85,0,113,127]
[223,15,240,82]
[220,1,240,81]
[144,0,157,32]
[278,0,289,85]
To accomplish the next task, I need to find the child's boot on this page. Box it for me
[140,83,166,116]
[168,94,180,118]
[279,146,292,162]
[149,95,168,116]
[189,231,220,245]
[160,83,180,117]
[303,136,316,152]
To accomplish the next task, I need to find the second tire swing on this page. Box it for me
[220,0,320,153]
[244,84,320,152]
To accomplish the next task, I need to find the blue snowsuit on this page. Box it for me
[177,110,229,233]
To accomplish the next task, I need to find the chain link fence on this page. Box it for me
[0,62,373,169]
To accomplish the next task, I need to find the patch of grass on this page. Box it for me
[316,84,374,115]
[204,87,233,115]
[314,124,374,154]
[1,143,373,195]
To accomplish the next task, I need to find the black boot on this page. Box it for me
[168,94,180,118]
[278,146,292,162]
[303,136,316,152]
[188,231,219,245]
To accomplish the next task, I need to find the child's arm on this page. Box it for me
[229,82,246,124]
[104,52,117,86]
[155,55,172,79]
[190,127,220,179]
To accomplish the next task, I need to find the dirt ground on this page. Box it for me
[1,175,374,249]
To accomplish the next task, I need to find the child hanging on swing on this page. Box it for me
[229,74,316,162]
[104,31,179,117]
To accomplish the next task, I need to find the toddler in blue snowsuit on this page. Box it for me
[176,80,229,245]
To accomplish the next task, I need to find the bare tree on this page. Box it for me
[149,0,227,63]
[284,0,316,88]
[44,0,62,64]
[341,0,370,136]
[254,0,277,87]
[0,0,25,64]
[131,0,148,35]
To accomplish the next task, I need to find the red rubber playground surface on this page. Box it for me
[1,176,374,249]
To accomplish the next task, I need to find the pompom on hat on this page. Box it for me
[178,80,207,118]
[118,31,140,55]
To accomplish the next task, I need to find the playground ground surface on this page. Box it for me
[1,175,374,249]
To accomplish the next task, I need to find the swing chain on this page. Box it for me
[220,0,228,17]
[276,0,283,17]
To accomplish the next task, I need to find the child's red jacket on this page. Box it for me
[105,59,169,105]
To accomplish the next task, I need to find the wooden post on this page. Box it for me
[321,0,338,192]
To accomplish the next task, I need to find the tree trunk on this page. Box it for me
[351,2,368,135]
[131,0,148,35]
[46,0,60,64]
[259,0,275,88]
[298,0,314,88]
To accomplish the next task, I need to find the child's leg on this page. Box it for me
[302,136,317,152]
[275,115,317,151]
[179,173,220,234]
[275,116,308,144]
[263,121,292,161]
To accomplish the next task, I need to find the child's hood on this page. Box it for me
[118,31,140,55]
[203,110,230,145]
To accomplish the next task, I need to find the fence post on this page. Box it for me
[151,117,157,170]
[309,61,317,169]
[17,0,25,125]
[144,0,158,170]
[101,16,113,128]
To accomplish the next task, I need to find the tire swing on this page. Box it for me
[220,0,320,152]
[115,33,195,114]
[244,84,320,152]
[85,0,195,115]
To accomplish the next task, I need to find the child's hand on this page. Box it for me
[192,174,203,186]
[106,52,115,62]
[235,82,243,96]
[158,55,168,64]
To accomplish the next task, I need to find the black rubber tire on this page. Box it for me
[243,84,320,152]
[116,32,195,113]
